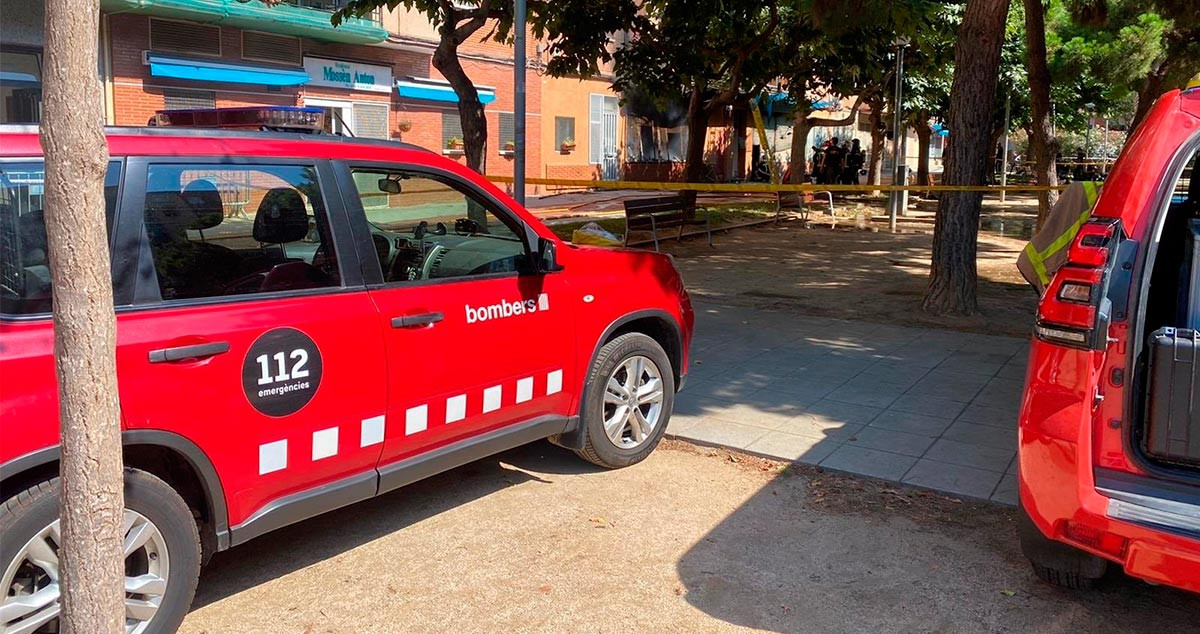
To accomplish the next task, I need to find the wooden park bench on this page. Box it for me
[775,189,833,225]
[623,194,713,251]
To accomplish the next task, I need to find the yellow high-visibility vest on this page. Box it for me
[1018,180,1102,293]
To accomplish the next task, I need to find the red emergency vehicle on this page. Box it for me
[1018,85,1200,593]
[0,108,693,633]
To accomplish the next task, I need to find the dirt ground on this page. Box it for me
[660,215,1037,338]
[179,441,1197,634]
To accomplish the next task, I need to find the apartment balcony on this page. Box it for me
[100,0,387,45]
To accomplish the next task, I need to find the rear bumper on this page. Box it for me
[1019,431,1200,593]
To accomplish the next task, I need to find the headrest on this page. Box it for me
[181,180,223,231]
[253,188,309,244]
[16,210,47,265]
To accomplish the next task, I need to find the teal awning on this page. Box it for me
[99,0,387,45]
[396,78,496,105]
[147,54,309,86]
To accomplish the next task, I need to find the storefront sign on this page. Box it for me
[303,57,392,94]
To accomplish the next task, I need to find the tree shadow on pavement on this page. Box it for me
[191,442,594,609]
[675,465,1200,633]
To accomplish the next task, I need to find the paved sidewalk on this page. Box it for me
[669,303,1028,505]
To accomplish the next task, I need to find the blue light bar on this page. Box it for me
[153,106,325,133]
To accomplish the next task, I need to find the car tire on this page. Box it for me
[576,332,676,469]
[1018,501,1108,590]
[0,468,201,634]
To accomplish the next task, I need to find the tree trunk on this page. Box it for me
[1024,0,1058,225]
[40,0,124,632]
[1130,60,1171,132]
[916,118,932,190]
[682,83,709,183]
[868,102,885,195]
[680,83,709,216]
[923,0,1011,315]
[789,107,814,183]
[432,40,488,227]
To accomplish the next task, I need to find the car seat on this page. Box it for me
[145,186,241,300]
[253,188,332,292]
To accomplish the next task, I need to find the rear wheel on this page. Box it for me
[1018,502,1108,590]
[577,333,675,468]
[1,469,201,634]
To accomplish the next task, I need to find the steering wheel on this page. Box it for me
[420,244,446,280]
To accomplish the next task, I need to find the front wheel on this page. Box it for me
[1,469,201,634]
[577,333,676,468]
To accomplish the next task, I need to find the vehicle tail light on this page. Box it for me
[1035,218,1121,350]
[1063,520,1128,559]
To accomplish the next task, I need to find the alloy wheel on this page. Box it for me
[1,509,170,634]
[602,354,666,449]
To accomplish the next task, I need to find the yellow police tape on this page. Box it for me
[485,175,1068,193]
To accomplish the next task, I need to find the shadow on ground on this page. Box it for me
[675,460,1200,633]
[192,443,598,609]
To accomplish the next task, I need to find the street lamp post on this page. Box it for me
[1083,102,1095,169]
[888,36,910,233]
[513,0,527,205]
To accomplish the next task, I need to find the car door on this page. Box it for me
[0,158,123,463]
[111,157,388,539]
[335,162,575,481]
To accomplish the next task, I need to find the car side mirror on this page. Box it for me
[537,237,562,273]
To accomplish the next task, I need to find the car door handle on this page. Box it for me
[391,312,443,329]
[148,341,231,364]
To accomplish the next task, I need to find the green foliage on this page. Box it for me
[334,0,638,78]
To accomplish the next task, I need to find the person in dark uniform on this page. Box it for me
[823,137,845,185]
[845,139,865,184]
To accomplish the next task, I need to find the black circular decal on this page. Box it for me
[241,328,323,417]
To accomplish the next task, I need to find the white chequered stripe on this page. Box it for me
[361,415,385,447]
[483,385,503,413]
[258,439,288,475]
[406,405,428,435]
[312,427,339,461]
[446,394,467,423]
[516,377,534,403]
[258,371,565,476]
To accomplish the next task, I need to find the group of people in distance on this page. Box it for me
[812,137,866,185]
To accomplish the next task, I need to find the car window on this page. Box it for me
[0,160,121,316]
[141,163,340,302]
[348,169,527,284]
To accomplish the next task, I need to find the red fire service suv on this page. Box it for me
[1019,84,1200,593]
[0,107,693,633]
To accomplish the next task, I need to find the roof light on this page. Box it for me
[152,106,325,133]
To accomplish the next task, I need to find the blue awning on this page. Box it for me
[0,71,40,87]
[147,54,309,87]
[396,77,496,105]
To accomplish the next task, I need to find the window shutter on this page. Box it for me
[555,117,575,147]
[162,88,215,111]
[441,112,463,146]
[589,95,603,164]
[353,103,389,140]
[150,19,220,57]
[498,113,515,146]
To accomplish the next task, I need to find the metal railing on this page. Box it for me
[284,0,381,23]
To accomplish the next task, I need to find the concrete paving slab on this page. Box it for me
[825,382,906,409]
[956,403,1019,429]
[820,445,918,481]
[846,426,937,457]
[868,410,955,438]
[743,430,841,464]
[674,302,1032,504]
[922,438,1015,473]
[941,421,1018,452]
[886,394,967,420]
[672,418,769,450]
[902,459,1003,500]
[991,473,1019,505]
[804,399,884,425]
